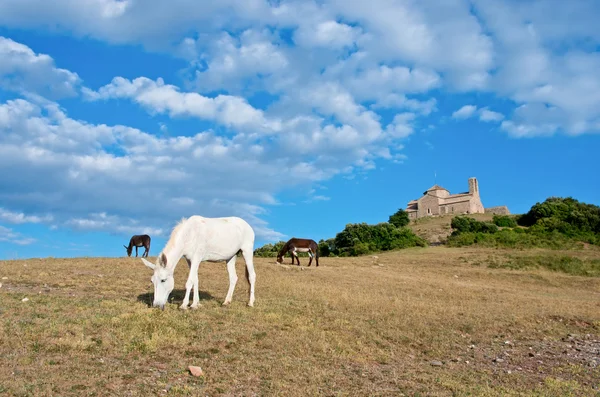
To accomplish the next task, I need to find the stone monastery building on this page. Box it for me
[406,177,485,220]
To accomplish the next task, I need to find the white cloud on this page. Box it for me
[0,208,53,224]
[479,108,505,122]
[386,113,416,139]
[0,36,81,97]
[0,94,412,242]
[452,105,477,119]
[84,76,283,134]
[0,225,36,245]
[472,0,600,136]
[452,105,505,123]
[294,20,362,49]
[188,29,290,94]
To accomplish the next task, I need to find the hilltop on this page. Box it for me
[407,213,495,245]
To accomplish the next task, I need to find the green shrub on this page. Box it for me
[388,208,410,228]
[493,215,518,228]
[253,241,286,257]
[451,216,498,234]
[449,197,600,249]
[334,222,427,256]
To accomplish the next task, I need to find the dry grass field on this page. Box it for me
[1,246,600,396]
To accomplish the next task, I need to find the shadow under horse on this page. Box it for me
[137,289,216,307]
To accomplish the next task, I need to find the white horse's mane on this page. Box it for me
[161,217,188,262]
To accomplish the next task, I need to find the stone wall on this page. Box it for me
[485,206,511,215]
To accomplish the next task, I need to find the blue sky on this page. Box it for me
[0,0,599,259]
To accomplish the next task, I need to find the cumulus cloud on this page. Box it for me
[452,105,506,123]
[0,208,53,224]
[0,36,81,97]
[0,91,411,242]
[452,105,477,119]
[83,76,283,133]
[0,97,291,240]
[479,108,505,122]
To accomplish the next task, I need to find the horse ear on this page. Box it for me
[123,245,127,249]
[159,252,167,267]
[141,258,155,270]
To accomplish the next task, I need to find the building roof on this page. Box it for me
[425,184,449,192]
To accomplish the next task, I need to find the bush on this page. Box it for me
[518,197,600,234]
[388,208,410,228]
[451,216,498,234]
[318,239,336,257]
[334,222,427,256]
[493,215,518,228]
[253,241,286,257]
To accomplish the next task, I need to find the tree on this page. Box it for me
[388,208,410,228]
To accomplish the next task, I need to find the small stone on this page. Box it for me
[430,360,443,366]
[372,256,379,259]
[0,283,2,288]
[504,341,512,345]
[454,275,459,278]
[469,344,476,349]
[22,297,29,302]
[1,277,7,280]
[494,358,504,363]
[188,365,204,376]
[507,370,512,374]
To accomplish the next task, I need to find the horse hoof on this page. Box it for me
[222,301,231,306]
[179,305,189,310]
[190,304,201,310]
[247,302,254,307]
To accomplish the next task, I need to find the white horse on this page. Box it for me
[141,215,256,310]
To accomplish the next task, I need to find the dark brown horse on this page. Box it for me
[276,238,319,267]
[124,234,151,257]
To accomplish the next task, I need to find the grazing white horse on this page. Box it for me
[141,215,256,310]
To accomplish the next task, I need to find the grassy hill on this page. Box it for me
[407,213,495,245]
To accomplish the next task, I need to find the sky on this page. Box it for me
[0,0,599,259]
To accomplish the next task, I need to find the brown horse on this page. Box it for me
[124,234,151,257]
[276,238,319,267]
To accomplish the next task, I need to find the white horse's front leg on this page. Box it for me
[181,259,199,310]
[222,256,238,306]
[190,266,201,310]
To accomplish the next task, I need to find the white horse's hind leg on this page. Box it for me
[222,256,238,306]
[242,249,256,307]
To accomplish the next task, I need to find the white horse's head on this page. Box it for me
[141,253,174,310]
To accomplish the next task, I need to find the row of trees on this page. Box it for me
[448,197,600,248]
[254,208,425,257]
